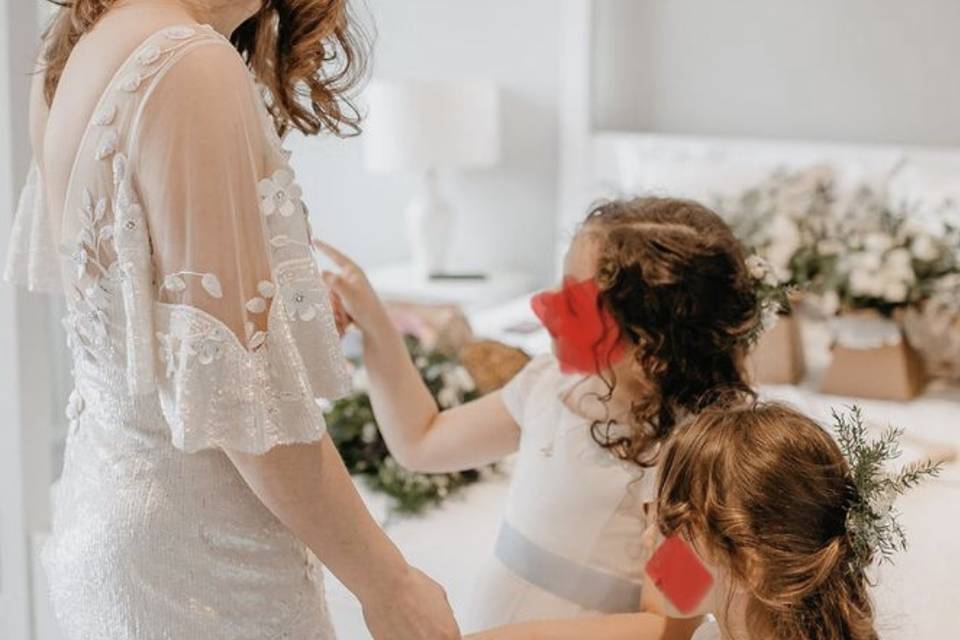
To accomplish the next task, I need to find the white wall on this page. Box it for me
[592,0,960,146]
[289,0,563,285]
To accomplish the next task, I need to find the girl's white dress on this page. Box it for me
[5,25,351,639]
[693,619,721,639]
[463,353,657,631]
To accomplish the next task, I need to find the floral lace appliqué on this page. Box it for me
[258,168,304,218]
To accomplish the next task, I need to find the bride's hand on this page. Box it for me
[362,566,461,640]
[314,240,390,335]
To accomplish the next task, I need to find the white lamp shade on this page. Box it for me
[363,80,501,173]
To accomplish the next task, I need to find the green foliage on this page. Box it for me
[832,406,942,569]
[325,335,489,515]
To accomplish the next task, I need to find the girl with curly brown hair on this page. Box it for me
[319,196,761,633]
[468,401,897,640]
[6,1,461,638]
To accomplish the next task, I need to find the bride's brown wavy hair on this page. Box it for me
[582,197,759,467]
[41,0,369,137]
[656,400,877,640]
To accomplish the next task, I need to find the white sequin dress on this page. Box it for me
[5,24,351,639]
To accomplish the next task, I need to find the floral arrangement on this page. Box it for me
[811,195,960,316]
[324,335,490,514]
[719,168,960,318]
[719,166,836,289]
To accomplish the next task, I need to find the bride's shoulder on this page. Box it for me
[136,27,263,128]
[147,26,249,92]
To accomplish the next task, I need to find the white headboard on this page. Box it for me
[559,130,960,244]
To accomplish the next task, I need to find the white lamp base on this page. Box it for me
[407,169,454,279]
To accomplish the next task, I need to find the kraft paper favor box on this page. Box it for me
[820,339,927,401]
[748,314,806,385]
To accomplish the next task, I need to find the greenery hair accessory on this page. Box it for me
[744,253,793,345]
[832,406,942,570]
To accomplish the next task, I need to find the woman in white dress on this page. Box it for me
[4,1,459,638]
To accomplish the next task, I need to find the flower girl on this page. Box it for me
[468,401,939,640]
[318,196,761,631]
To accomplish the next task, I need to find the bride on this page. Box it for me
[4,1,460,638]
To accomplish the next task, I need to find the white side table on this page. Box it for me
[367,262,537,313]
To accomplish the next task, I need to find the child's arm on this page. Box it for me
[464,613,702,640]
[318,242,522,473]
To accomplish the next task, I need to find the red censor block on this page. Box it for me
[531,277,625,375]
[644,536,714,615]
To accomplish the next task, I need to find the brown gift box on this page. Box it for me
[748,314,806,385]
[820,338,927,401]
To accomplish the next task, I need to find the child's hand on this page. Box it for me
[314,240,390,335]
[329,290,351,337]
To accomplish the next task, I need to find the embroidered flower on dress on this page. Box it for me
[95,131,119,161]
[192,334,226,365]
[85,283,111,312]
[279,283,320,321]
[157,332,178,378]
[247,325,267,351]
[72,247,90,279]
[164,274,188,293]
[257,169,303,217]
[137,44,163,65]
[245,280,277,314]
[200,273,223,299]
[120,73,142,93]
[93,104,117,127]
[245,297,267,313]
[164,26,195,40]
[65,389,85,421]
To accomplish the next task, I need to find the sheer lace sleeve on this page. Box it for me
[133,40,350,454]
[3,162,63,293]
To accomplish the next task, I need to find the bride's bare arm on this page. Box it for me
[317,241,522,473]
[226,438,460,639]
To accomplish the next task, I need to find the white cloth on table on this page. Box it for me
[463,353,657,631]
[5,23,350,639]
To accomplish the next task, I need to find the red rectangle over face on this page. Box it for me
[530,277,625,375]
[644,536,714,615]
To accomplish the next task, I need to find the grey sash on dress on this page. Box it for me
[494,521,643,613]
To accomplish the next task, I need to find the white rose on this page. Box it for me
[850,270,883,297]
[853,250,883,273]
[437,386,458,409]
[887,248,912,268]
[361,422,379,444]
[817,239,844,256]
[746,255,772,282]
[820,290,841,315]
[767,217,801,274]
[864,232,893,253]
[352,367,369,392]
[452,366,476,393]
[883,280,909,303]
[911,234,940,262]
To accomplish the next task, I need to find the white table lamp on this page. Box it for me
[363,79,501,278]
